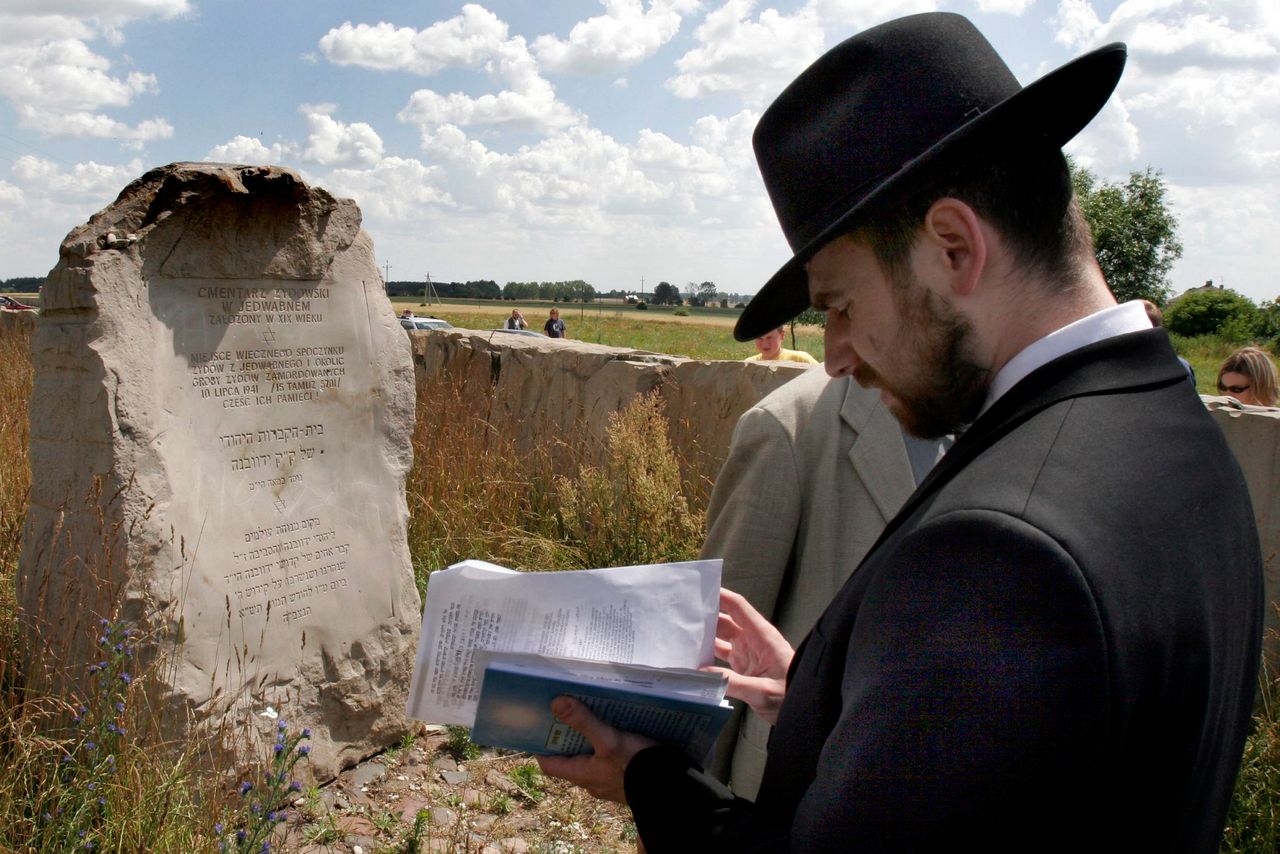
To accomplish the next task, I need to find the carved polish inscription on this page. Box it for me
[155,279,377,643]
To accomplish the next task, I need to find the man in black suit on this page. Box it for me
[538,13,1263,851]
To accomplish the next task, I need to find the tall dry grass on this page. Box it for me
[0,324,32,674]
[0,326,307,853]
[405,368,706,588]
[1222,619,1280,853]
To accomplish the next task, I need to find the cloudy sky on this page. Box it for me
[0,0,1276,302]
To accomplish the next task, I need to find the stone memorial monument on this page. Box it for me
[20,163,420,778]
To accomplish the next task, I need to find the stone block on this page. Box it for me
[19,162,420,782]
[1206,397,1280,664]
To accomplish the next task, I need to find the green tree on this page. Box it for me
[652,281,680,306]
[697,281,718,304]
[1071,162,1182,305]
[793,307,825,328]
[1164,287,1260,340]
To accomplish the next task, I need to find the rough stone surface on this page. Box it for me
[1206,397,1280,664]
[348,762,388,789]
[409,328,804,484]
[19,162,420,781]
[0,308,37,335]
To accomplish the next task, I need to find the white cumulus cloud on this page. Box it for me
[300,104,385,168]
[806,0,940,31]
[204,136,299,166]
[0,3,184,142]
[666,0,824,106]
[533,0,701,75]
[1052,0,1280,185]
[972,0,1034,14]
[321,7,582,134]
[317,6,515,75]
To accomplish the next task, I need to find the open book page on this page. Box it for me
[406,558,722,726]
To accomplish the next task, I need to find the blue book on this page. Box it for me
[469,652,733,764]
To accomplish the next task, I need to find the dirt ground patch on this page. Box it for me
[281,725,639,853]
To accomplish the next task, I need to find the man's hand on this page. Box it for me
[536,697,659,804]
[704,587,794,725]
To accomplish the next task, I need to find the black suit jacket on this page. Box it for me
[626,329,1264,852]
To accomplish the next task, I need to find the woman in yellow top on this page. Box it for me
[744,326,818,364]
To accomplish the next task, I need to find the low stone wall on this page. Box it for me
[0,309,37,335]
[412,329,1280,661]
[1206,399,1280,661]
[409,328,805,489]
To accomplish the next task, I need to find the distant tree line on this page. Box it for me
[1,277,43,292]
[501,280,596,302]
[387,279,501,299]
[388,279,601,302]
[1164,286,1280,345]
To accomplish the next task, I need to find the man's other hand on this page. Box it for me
[705,587,794,725]
[536,696,658,804]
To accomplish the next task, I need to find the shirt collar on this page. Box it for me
[981,300,1152,415]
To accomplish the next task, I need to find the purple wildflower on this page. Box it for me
[239,781,252,796]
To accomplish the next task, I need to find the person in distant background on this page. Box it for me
[744,326,817,364]
[544,308,567,338]
[506,309,528,330]
[1140,300,1196,388]
[1217,346,1279,406]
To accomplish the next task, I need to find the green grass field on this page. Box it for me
[12,291,1265,379]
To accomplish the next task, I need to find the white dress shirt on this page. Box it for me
[982,300,1151,416]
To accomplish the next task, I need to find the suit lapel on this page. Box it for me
[787,329,1186,685]
[862,328,1187,560]
[841,381,915,523]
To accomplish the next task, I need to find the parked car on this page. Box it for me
[400,316,453,331]
[490,328,548,338]
[0,295,36,311]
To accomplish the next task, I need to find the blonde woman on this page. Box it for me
[1216,346,1279,406]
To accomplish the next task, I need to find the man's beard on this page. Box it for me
[853,283,990,439]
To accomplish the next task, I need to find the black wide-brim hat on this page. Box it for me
[735,12,1126,341]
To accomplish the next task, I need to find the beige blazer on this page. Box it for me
[700,367,918,798]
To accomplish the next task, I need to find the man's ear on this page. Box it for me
[921,198,986,297]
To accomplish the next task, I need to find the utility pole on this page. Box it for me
[383,261,391,296]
